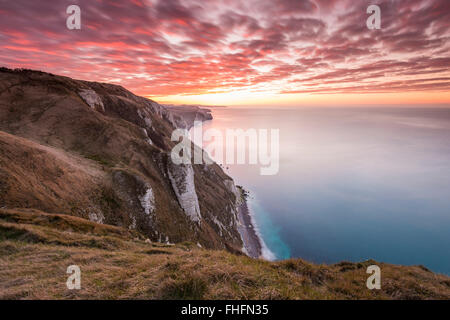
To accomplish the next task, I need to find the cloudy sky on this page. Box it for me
[0,0,449,106]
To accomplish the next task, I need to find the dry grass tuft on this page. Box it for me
[1,209,449,300]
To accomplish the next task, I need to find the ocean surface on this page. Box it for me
[194,107,450,275]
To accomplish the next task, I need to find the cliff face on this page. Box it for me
[0,68,244,253]
[164,105,213,129]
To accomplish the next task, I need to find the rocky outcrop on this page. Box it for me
[88,211,105,224]
[224,179,243,206]
[167,162,201,223]
[78,89,105,112]
[139,187,155,216]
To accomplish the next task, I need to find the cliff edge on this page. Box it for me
[0,67,258,256]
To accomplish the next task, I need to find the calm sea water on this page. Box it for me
[197,107,450,275]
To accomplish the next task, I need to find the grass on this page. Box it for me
[84,154,113,167]
[0,208,449,300]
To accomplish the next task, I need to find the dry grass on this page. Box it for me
[1,208,449,300]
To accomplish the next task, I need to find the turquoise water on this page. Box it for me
[199,107,450,274]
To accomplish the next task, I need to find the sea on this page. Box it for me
[194,106,450,275]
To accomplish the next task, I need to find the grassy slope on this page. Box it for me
[1,209,449,300]
[0,68,244,251]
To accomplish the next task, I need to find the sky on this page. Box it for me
[0,0,449,106]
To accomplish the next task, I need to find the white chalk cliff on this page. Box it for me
[167,162,201,222]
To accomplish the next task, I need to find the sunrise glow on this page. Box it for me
[1,0,449,106]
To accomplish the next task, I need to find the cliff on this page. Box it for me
[164,105,213,130]
[0,67,252,256]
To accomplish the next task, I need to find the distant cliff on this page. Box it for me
[164,104,213,130]
[0,67,249,254]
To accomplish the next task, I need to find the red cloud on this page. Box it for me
[0,0,448,98]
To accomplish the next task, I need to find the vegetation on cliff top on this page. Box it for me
[1,208,449,300]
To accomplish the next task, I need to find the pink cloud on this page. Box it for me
[0,0,448,98]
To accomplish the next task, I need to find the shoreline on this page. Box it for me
[236,188,265,259]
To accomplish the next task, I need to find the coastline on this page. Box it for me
[235,187,275,260]
[168,104,267,260]
[236,191,262,259]
[165,104,212,129]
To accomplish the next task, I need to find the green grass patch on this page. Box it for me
[85,154,113,167]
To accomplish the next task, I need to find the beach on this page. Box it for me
[236,193,262,259]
